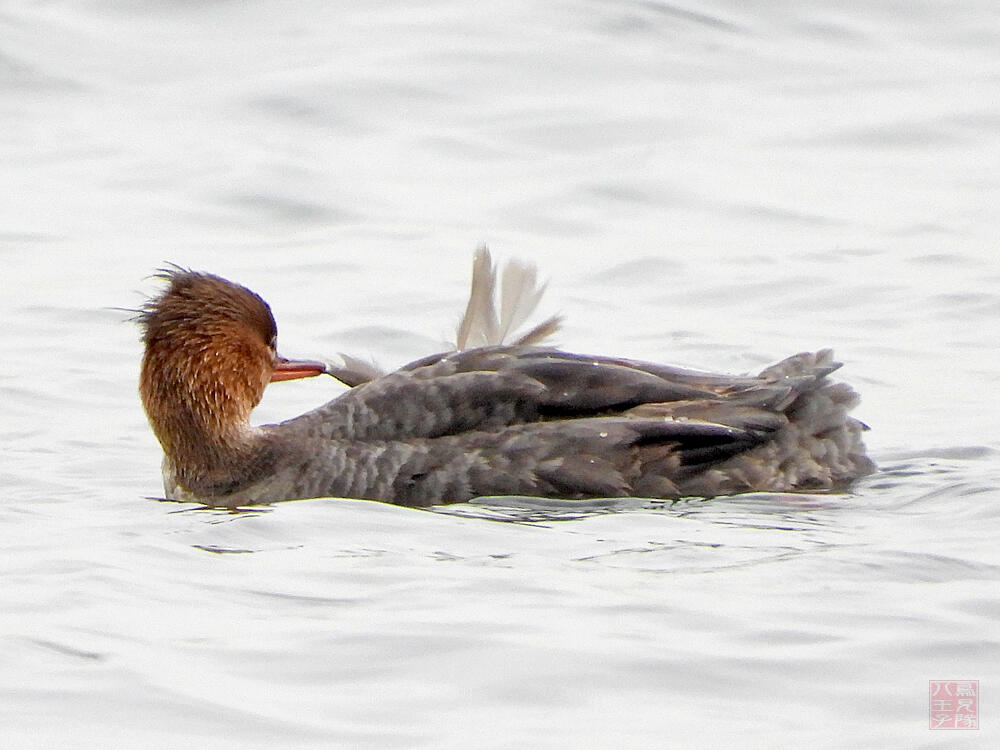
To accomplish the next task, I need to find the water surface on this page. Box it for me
[2,1,999,747]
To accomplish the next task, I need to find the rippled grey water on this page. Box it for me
[3,1,999,747]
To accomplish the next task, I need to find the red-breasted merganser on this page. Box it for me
[137,262,874,507]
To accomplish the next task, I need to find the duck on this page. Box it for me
[136,257,875,507]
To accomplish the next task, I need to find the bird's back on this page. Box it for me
[254,346,873,506]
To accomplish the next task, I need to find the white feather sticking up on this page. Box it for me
[455,247,562,350]
[455,247,500,350]
[326,247,561,386]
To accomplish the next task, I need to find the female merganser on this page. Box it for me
[137,265,874,507]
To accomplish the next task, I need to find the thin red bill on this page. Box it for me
[270,357,329,382]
